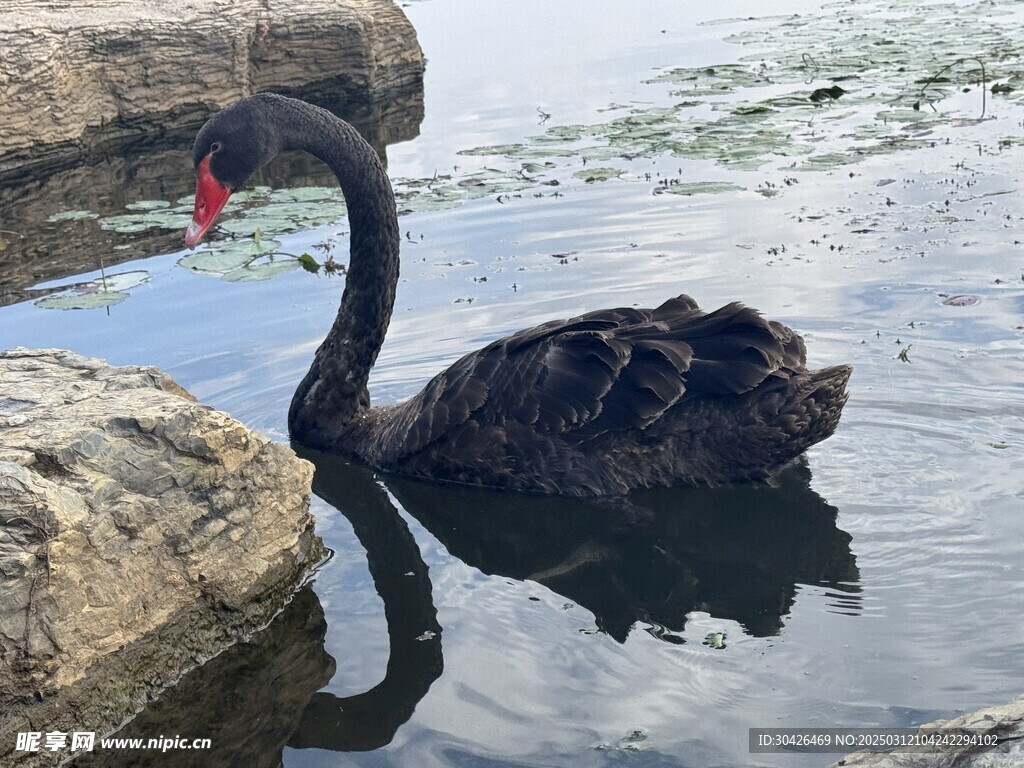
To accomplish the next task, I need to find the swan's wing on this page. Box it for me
[386,295,806,455]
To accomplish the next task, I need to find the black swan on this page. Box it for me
[185,93,851,496]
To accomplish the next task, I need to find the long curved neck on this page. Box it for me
[281,99,400,446]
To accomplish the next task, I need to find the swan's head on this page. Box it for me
[185,95,283,247]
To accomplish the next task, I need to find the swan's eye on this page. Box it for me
[210,141,222,154]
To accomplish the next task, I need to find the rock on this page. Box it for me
[0,0,425,178]
[828,697,1024,768]
[0,348,323,767]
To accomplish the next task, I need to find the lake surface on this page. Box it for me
[2,0,1023,766]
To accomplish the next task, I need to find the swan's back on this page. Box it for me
[355,295,851,496]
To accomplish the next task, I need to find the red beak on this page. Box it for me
[185,155,232,248]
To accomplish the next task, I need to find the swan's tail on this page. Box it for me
[783,364,852,454]
[716,363,852,484]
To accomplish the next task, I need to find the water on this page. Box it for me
[2,0,1023,766]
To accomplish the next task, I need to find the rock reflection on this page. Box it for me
[0,83,423,308]
[387,459,860,643]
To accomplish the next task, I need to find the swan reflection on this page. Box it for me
[385,459,860,642]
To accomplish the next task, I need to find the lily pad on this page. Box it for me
[219,216,300,236]
[46,210,99,222]
[179,238,282,276]
[645,63,770,95]
[457,143,530,157]
[99,210,193,233]
[653,181,744,196]
[254,201,342,225]
[221,257,300,282]
[88,270,150,292]
[394,190,464,214]
[125,199,171,211]
[264,186,342,203]
[33,270,148,310]
[35,291,129,310]
[573,167,623,183]
[230,186,271,203]
[795,152,864,171]
[197,186,347,238]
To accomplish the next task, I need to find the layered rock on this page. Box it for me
[0,0,425,178]
[0,348,323,767]
[828,697,1024,768]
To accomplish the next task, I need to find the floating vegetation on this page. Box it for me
[217,255,300,283]
[99,206,193,234]
[455,0,1024,178]
[34,270,149,310]
[653,180,744,196]
[36,175,430,295]
[80,162,553,250]
[646,63,772,95]
[573,167,623,183]
[595,730,649,753]
[124,199,171,211]
[46,210,99,223]
[395,166,545,213]
[179,237,282,278]
[90,186,343,239]
[703,631,728,649]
